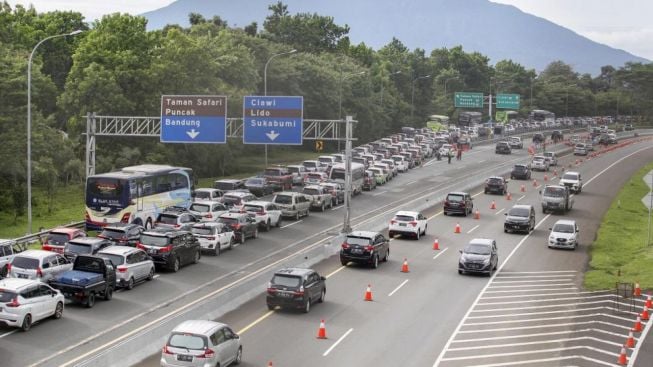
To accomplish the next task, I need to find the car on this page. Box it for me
[543,151,558,166]
[319,182,345,206]
[362,170,377,191]
[302,185,333,212]
[97,246,155,289]
[213,179,244,191]
[40,227,87,254]
[193,188,224,202]
[64,237,113,261]
[369,167,388,185]
[190,222,235,255]
[272,192,311,220]
[266,268,326,313]
[373,163,393,180]
[495,142,512,154]
[241,201,283,231]
[380,159,399,177]
[97,223,143,247]
[1,240,23,278]
[390,155,409,172]
[218,212,259,244]
[443,192,474,216]
[624,124,634,131]
[262,166,293,191]
[188,201,229,222]
[607,133,618,144]
[8,250,72,282]
[508,137,523,149]
[531,155,550,171]
[340,231,390,269]
[532,133,545,144]
[0,278,65,331]
[160,320,242,367]
[548,219,580,250]
[504,205,536,234]
[302,160,324,172]
[458,239,498,276]
[559,171,583,193]
[551,130,564,142]
[286,164,308,186]
[574,143,588,156]
[484,176,508,195]
[155,207,199,231]
[388,211,428,240]
[439,144,454,157]
[137,229,201,272]
[304,172,329,185]
[511,164,532,180]
[244,177,276,197]
[221,191,257,210]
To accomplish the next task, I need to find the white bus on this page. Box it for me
[328,162,365,195]
[85,164,194,231]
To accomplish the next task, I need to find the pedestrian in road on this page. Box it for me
[456,143,463,161]
[447,151,452,164]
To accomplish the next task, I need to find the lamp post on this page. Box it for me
[380,70,401,107]
[263,49,296,167]
[27,29,83,234]
[410,74,431,120]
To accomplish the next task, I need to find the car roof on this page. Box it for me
[510,204,533,210]
[488,176,504,180]
[191,200,223,206]
[395,211,420,217]
[553,219,576,226]
[195,188,221,193]
[98,246,137,256]
[273,267,315,277]
[215,179,241,183]
[172,320,227,336]
[243,200,273,207]
[50,227,80,234]
[192,222,223,228]
[447,191,468,196]
[103,223,139,230]
[469,238,494,246]
[224,191,251,198]
[563,171,580,175]
[13,249,56,259]
[514,164,528,168]
[348,230,380,239]
[69,237,107,245]
[219,212,246,219]
[303,185,323,190]
[0,277,41,290]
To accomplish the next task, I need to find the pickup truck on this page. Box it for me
[540,185,574,214]
[559,171,583,194]
[302,185,333,212]
[49,255,116,308]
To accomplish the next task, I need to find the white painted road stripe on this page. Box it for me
[480,291,610,299]
[467,306,614,319]
[451,328,635,343]
[440,346,620,361]
[457,320,635,333]
[388,279,409,297]
[371,190,387,196]
[484,287,578,293]
[494,208,505,215]
[517,195,526,201]
[467,224,480,234]
[280,220,302,228]
[323,328,354,356]
[493,274,575,279]
[463,312,636,326]
[433,247,449,260]
[487,283,576,288]
[331,205,344,210]
[406,180,418,185]
[461,355,618,367]
[0,330,17,338]
[498,270,577,274]
[491,279,577,283]
[447,336,624,351]
[476,298,641,310]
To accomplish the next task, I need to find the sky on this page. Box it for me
[7,0,653,60]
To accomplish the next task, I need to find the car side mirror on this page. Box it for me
[548,227,552,231]
[321,276,326,281]
[539,190,542,194]
[51,291,56,297]
[504,213,508,216]
[459,249,463,253]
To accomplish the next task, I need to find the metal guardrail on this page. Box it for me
[12,221,85,249]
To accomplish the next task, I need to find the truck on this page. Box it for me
[540,185,574,214]
[49,255,116,308]
[302,185,333,212]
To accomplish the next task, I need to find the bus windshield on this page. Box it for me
[86,178,129,208]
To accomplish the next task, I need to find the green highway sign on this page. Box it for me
[454,92,484,108]
[496,93,520,109]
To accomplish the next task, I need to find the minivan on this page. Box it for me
[272,192,312,220]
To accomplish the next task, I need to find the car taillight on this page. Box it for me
[445,200,450,206]
[120,212,131,223]
[233,224,241,230]
[6,263,11,272]
[174,224,181,228]
[197,348,215,359]
[42,244,52,251]
[341,242,350,249]
[206,236,215,240]
[258,210,266,215]
[7,297,20,308]
[390,220,397,225]
[410,221,417,227]
[294,286,305,296]
[205,213,212,219]
[365,245,374,252]
[159,244,173,253]
[36,267,43,278]
[117,266,128,273]
[136,243,145,250]
[162,345,173,355]
[267,286,277,295]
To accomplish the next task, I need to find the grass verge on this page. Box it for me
[584,161,653,290]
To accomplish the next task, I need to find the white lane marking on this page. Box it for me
[388,279,409,297]
[451,328,635,343]
[479,160,486,163]
[498,270,577,274]
[371,190,387,197]
[490,279,577,284]
[280,220,302,229]
[463,313,635,326]
[467,225,480,234]
[585,144,653,186]
[483,287,578,294]
[325,266,346,279]
[457,355,618,367]
[153,275,160,279]
[493,275,575,279]
[424,161,435,167]
[323,328,354,357]
[481,291,613,300]
[479,294,619,303]
[447,336,624,351]
[237,310,275,335]
[457,320,634,334]
[494,208,505,215]
[0,330,17,338]
[440,346,620,362]
[535,185,542,190]
[473,300,640,312]
[406,180,418,185]
[517,195,525,201]
[466,306,628,319]
[432,247,449,260]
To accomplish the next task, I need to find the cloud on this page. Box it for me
[579,28,653,60]
[7,0,174,22]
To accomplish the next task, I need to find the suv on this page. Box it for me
[98,246,155,289]
[532,133,545,144]
[511,164,531,180]
[242,201,283,231]
[388,211,428,240]
[244,177,275,197]
[155,207,198,231]
[64,237,113,261]
[137,229,201,272]
[263,167,293,191]
[508,137,523,149]
[272,192,311,220]
[444,192,474,216]
[531,155,550,171]
[188,201,228,222]
[213,179,244,191]
[340,231,390,269]
[551,130,564,142]
[559,171,583,193]
[548,219,580,250]
[161,320,242,367]
[41,227,87,254]
[504,205,536,234]
[217,212,259,244]
[484,177,508,195]
[97,223,143,246]
[221,191,257,210]
[0,278,65,331]
[8,250,72,282]
[266,268,326,313]
[495,142,512,154]
[286,165,308,186]
[191,222,235,256]
[574,143,588,156]
[1,240,22,278]
[458,239,498,276]
[193,188,224,202]
[543,151,558,166]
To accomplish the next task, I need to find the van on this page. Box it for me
[272,192,312,220]
[8,250,73,282]
[574,143,588,156]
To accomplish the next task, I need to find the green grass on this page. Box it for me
[0,148,324,239]
[584,161,653,290]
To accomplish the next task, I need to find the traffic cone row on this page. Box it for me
[454,223,461,234]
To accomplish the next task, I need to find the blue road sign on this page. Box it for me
[243,96,303,145]
[160,95,227,143]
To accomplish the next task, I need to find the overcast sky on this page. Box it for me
[8,0,653,60]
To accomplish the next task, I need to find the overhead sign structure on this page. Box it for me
[454,92,484,108]
[496,93,521,109]
[160,95,227,143]
[243,96,303,145]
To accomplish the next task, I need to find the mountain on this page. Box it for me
[141,0,649,75]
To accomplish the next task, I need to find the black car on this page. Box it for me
[511,164,532,180]
[484,176,508,195]
[266,268,326,313]
[443,191,474,216]
[551,130,564,142]
[624,124,634,131]
[504,205,536,234]
[97,223,144,246]
[532,133,545,144]
[495,142,512,154]
[64,237,113,261]
[218,213,259,244]
[137,229,201,272]
[458,239,498,276]
[340,231,390,269]
[244,177,275,197]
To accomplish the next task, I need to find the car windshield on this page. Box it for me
[544,152,553,157]
[263,169,282,176]
[514,165,526,171]
[307,173,323,179]
[10,256,39,269]
[508,208,530,217]
[189,203,210,213]
[273,195,292,205]
[157,214,178,224]
[243,204,264,212]
[194,191,213,200]
[303,188,320,196]
[488,178,503,184]
[303,162,317,168]
[66,243,92,254]
[553,224,575,233]
[223,196,242,205]
[98,253,124,266]
[447,194,464,202]
[191,227,216,236]
[219,217,239,226]
[575,144,585,148]
[533,157,544,162]
[214,182,236,191]
[562,173,579,180]
[271,274,301,287]
[394,215,415,222]
[246,178,265,185]
[544,187,565,197]
[46,232,70,246]
[168,333,206,350]
[318,158,332,163]
[464,244,491,255]
[139,234,169,247]
[287,167,300,174]
[0,289,17,302]
[99,228,127,239]
[345,236,372,246]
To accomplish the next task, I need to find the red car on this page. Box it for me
[41,227,87,254]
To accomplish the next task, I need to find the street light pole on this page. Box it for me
[410,74,431,121]
[263,49,296,167]
[27,29,83,234]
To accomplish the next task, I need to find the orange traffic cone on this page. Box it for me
[641,306,650,321]
[268,362,273,367]
[645,292,652,308]
[544,174,548,182]
[317,319,327,339]
[506,192,512,201]
[575,159,579,165]
[433,238,440,250]
[490,201,496,209]
[532,179,538,187]
[520,184,526,193]
[364,284,373,301]
[454,223,461,234]
[401,258,409,273]
[625,330,635,348]
[617,345,628,365]
[633,316,643,332]
[553,169,558,176]
[474,209,480,220]
[634,282,641,296]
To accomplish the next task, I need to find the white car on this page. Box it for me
[548,219,579,250]
[286,164,308,186]
[191,222,235,255]
[559,171,583,193]
[390,155,408,172]
[508,137,523,149]
[97,246,155,289]
[388,211,428,240]
[302,160,324,172]
[439,144,454,157]
[574,143,588,156]
[193,188,224,202]
[188,201,229,222]
[531,155,550,171]
[8,250,72,282]
[543,151,558,166]
[380,159,399,176]
[242,201,283,231]
[0,278,65,331]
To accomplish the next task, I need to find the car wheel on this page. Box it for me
[422,225,427,236]
[416,231,420,240]
[214,244,221,256]
[276,217,282,227]
[228,237,234,250]
[295,212,300,221]
[126,277,135,290]
[303,298,311,313]
[371,255,379,269]
[85,292,96,308]
[340,258,348,266]
[458,269,463,275]
[147,267,155,280]
[53,302,64,319]
[21,314,32,331]
[542,207,546,214]
[234,347,242,365]
[172,257,181,272]
[388,231,394,238]
[383,249,389,262]
[265,220,271,232]
[321,203,325,212]
[145,218,153,230]
[484,189,488,194]
[239,234,246,245]
[504,228,508,233]
[193,251,201,264]
[0,265,8,278]
[253,228,259,239]
[267,303,275,311]
[319,289,326,303]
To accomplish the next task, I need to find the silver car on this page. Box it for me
[97,246,155,290]
[9,250,72,282]
[161,320,242,367]
[0,278,65,331]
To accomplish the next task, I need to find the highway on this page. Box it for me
[1,131,651,367]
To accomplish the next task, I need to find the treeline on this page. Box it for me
[0,1,652,220]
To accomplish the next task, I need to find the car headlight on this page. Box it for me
[549,236,555,242]
[483,258,491,265]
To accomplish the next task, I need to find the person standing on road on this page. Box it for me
[448,150,452,164]
[456,143,463,161]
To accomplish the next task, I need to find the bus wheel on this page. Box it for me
[145,218,153,230]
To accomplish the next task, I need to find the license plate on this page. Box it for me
[352,249,363,254]
[177,354,193,362]
[17,273,28,279]
[279,292,292,298]
[148,249,156,254]
[399,223,406,227]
